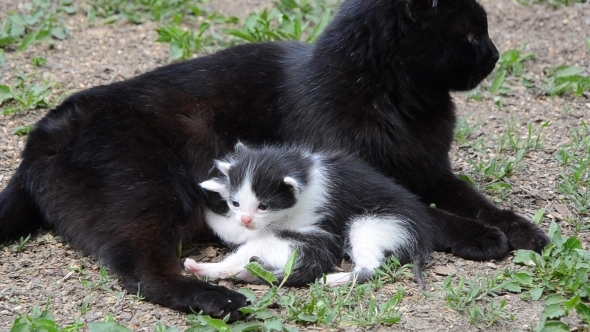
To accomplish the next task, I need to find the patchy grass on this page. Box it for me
[503,221,590,331]
[0,0,74,51]
[0,72,57,117]
[225,0,338,43]
[542,65,590,97]
[438,273,514,327]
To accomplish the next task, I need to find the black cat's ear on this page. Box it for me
[215,160,232,176]
[283,177,300,195]
[406,0,436,24]
[200,178,229,198]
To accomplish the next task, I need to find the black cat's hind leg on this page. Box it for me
[113,240,250,319]
[428,208,509,261]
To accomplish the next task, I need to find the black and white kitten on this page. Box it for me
[185,143,433,288]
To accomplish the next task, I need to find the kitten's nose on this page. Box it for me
[241,215,252,225]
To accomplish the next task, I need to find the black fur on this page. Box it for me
[0,0,549,317]
[203,144,433,288]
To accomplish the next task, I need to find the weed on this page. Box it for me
[0,0,74,51]
[503,221,590,330]
[532,208,546,225]
[468,145,525,184]
[154,323,181,332]
[225,0,338,43]
[84,0,199,24]
[440,273,514,327]
[497,120,550,153]
[155,22,213,60]
[79,295,94,315]
[8,299,85,332]
[543,65,590,97]
[79,266,113,291]
[486,47,536,107]
[31,56,47,66]
[0,49,6,67]
[454,117,479,145]
[12,125,34,136]
[131,284,145,301]
[14,233,31,252]
[0,72,55,116]
[374,256,414,284]
[555,121,590,215]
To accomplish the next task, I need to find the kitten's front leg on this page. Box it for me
[185,234,294,282]
[184,258,246,280]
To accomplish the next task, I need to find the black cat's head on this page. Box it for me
[398,0,500,91]
[318,0,499,92]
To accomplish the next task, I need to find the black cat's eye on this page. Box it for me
[258,203,269,211]
[231,201,240,207]
[467,33,475,43]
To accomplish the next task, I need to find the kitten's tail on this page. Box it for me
[0,171,44,243]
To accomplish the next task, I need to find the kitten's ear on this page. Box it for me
[283,177,300,195]
[216,161,232,176]
[234,141,248,151]
[200,179,229,197]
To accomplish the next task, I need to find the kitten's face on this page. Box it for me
[200,145,301,231]
[225,177,297,231]
[397,0,499,91]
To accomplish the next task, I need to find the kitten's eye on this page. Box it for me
[467,33,474,43]
[231,201,240,207]
[258,203,269,211]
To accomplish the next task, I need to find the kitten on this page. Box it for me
[185,143,433,288]
[0,0,549,318]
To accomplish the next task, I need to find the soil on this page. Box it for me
[1,0,589,331]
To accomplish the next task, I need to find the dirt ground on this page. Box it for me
[0,0,589,330]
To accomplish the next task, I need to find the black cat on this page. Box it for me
[0,0,549,319]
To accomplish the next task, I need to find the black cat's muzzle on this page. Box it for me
[468,37,499,89]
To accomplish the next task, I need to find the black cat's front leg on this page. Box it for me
[428,208,509,260]
[420,173,550,253]
[119,247,250,320]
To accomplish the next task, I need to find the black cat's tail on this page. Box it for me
[0,171,44,243]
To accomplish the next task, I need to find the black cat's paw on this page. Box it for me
[451,225,509,261]
[193,286,251,321]
[496,211,550,253]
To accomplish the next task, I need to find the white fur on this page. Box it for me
[348,215,414,271]
[199,179,228,198]
[184,231,294,281]
[203,209,258,245]
[283,176,299,195]
[216,161,232,176]
[268,159,329,231]
[322,272,354,286]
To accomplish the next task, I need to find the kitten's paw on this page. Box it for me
[235,269,261,283]
[184,258,244,279]
[321,272,353,287]
[184,258,206,277]
[451,225,509,261]
[495,212,550,253]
